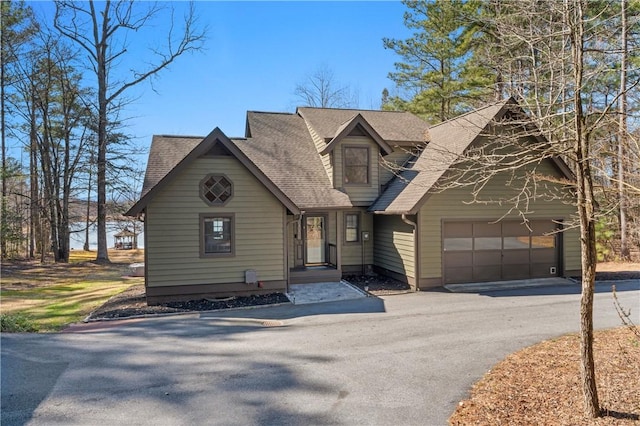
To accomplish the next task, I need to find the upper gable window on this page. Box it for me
[200,174,233,205]
[344,146,369,184]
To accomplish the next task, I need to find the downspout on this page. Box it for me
[401,213,419,292]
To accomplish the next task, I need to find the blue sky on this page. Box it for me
[13,1,411,167]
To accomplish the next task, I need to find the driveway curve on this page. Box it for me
[2,279,639,425]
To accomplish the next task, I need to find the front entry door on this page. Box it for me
[305,216,326,264]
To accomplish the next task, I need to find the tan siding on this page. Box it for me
[146,157,285,288]
[418,160,580,280]
[373,214,415,277]
[305,121,333,185]
[563,227,580,272]
[334,136,380,205]
[341,210,374,266]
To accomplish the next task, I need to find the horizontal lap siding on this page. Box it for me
[373,215,415,277]
[335,136,380,205]
[146,157,285,288]
[341,210,374,266]
[419,160,580,280]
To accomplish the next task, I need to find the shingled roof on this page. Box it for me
[369,99,512,214]
[298,107,431,144]
[126,128,301,216]
[138,135,204,199]
[237,112,352,209]
[130,99,568,218]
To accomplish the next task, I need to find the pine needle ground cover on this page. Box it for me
[1,250,144,332]
[450,327,640,425]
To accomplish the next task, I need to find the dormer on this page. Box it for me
[298,107,430,206]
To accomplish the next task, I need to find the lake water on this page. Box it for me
[69,221,144,250]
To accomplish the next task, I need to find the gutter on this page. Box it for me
[401,213,420,292]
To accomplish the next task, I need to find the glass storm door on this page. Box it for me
[305,216,325,264]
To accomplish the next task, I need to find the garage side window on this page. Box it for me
[200,214,234,257]
[443,238,472,251]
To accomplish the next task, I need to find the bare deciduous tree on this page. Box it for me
[386,0,639,418]
[53,0,206,262]
[294,64,359,108]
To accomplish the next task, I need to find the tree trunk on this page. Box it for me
[1,10,6,260]
[29,90,38,259]
[95,15,109,263]
[569,0,599,417]
[96,122,108,262]
[83,162,92,252]
[618,0,629,261]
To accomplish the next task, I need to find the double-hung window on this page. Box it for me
[201,214,234,256]
[345,213,359,242]
[343,147,369,184]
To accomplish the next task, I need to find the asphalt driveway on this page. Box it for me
[2,279,639,426]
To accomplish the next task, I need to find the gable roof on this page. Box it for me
[238,111,353,209]
[318,113,393,156]
[369,98,573,215]
[126,128,300,216]
[298,107,430,144]
[129,99,573,218]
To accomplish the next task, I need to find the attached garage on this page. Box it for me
[443,220,561,284]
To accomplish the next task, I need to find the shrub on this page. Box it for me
[0,313,39,332]
[595,218,615,262]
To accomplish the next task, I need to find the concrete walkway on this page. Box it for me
[445,277,576,293]
[292,278,583,302]
[286,281,367,304]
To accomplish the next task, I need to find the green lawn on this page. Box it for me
[1,250,144,332]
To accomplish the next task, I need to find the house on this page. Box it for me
[126,98,580,304]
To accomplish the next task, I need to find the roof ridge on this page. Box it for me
[428,98,510,129]
[248,110,296,116]
[155,134,205,139]
[297,106,411,113]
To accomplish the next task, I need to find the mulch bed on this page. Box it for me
[87,285,289,320]
[344,274,412,295]
[592,271,640,280]
[87,273,410,320]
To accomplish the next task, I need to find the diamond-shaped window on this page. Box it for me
[201,175,233,205]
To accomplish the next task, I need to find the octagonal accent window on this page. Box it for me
[200,174,233,205]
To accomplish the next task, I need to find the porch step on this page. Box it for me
[290,268,341,284]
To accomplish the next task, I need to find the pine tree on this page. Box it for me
[383,0,492,122]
